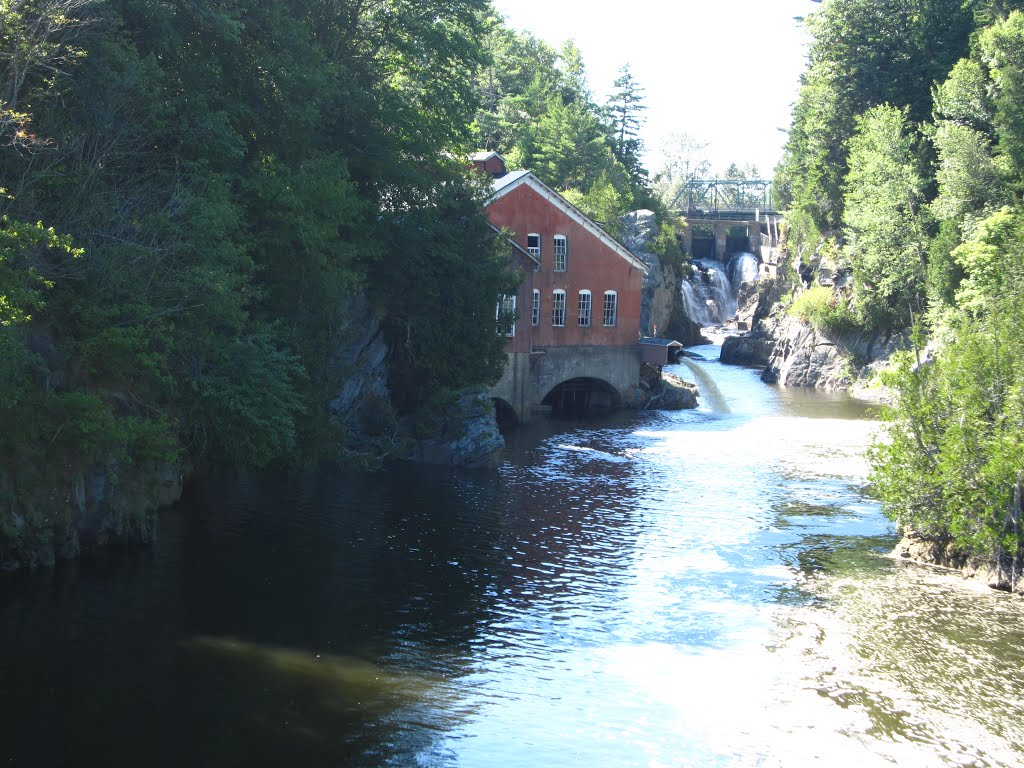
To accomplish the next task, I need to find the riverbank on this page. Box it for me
[892,531,1024,596]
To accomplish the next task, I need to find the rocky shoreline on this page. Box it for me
[718,278,900,400]
[892,531,1024,595]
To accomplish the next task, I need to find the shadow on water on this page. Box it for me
[4,341,1024,767]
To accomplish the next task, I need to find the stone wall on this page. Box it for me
[491,345,643,423]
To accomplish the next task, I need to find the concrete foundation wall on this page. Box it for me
[682,217,766,260]
[490,345,642,423]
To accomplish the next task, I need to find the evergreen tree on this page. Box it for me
[606,64,648,188]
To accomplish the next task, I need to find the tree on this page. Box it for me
[606,64,647,187]
[871,209,1024,584]
[841,105,929,331]
[776,0,975,248]
[651,132,711,211]
[980,10,1024,189]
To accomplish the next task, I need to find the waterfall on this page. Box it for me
[679,252,760,327]
[679,281,713,326]
[676,358,730,413]
[727,252,760,288]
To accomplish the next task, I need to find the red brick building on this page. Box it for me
[474,154,647,422]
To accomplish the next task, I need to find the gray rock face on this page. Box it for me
[719,278,907,392]
[720,330,774,367]
[328,295,391,434]
[650,371,699,410]
[623,209,708,347]
[1,458,181,571]
[759,315,853,389]
[639,364,699,410]
[409,390,504,469]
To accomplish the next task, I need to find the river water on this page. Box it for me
[2,352,1023,767]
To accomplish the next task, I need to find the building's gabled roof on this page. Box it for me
[471,150,506,163]
[487,171,648,273]
[489,223,540,267]
[639,337,684,348]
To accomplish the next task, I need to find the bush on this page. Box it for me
[787,285,858,335]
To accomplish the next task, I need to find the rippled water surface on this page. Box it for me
[2,354,1023,767]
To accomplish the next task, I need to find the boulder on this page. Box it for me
[640,365,698,410]
[328,295,391,434]
[654,372,699,410]
[720,330,774,367]
[408,390,504,469]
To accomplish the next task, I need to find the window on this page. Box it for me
[603,291,617,326]
[578,289,592,327]
[532,289,540,326]
[496,294,516,337]
[553,235,567,272]
[527,233,541,262]
[552,290,566,327]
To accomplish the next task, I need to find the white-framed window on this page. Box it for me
[578,289,592,327]
[603,291,617,326]
[532,289,540,326]
[496,294,516,337]
[553,235,567,272]
[552,289,566,327]
[527,233,541,262]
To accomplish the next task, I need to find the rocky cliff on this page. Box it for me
[3,292,503,571]
[720,278,902,395]
[623,210,706,347]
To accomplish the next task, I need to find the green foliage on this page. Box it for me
[787,285,859,335]
[606,64,648,188]
[841,106,929,332]
[186,335,307,468]
[649,222,684,269]
[563,171,629,236]
[871,207,1024,576]
[980,11,1024,184]
[926,218,965,309]
[0,215,81,325]
[472,19,649,220]
[952,206,1024,314]
[930,122,1005,223]
[372,176,521,412]
[0,0,521,564]
[777,0,975,247]
[871,310,1024,568]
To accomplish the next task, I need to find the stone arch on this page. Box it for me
[491,397,519,430]
[541,377,621,419]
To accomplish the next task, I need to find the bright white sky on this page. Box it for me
[491,0,821,178]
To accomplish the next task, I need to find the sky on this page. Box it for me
[490,0,822,178]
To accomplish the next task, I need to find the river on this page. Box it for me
[1,351,1023,767]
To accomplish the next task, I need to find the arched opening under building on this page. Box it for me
[492,398,519,431]
[542,378,621,419]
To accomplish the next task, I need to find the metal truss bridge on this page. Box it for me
[675,179,775,218]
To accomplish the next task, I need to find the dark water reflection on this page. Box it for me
[1,357,1022,767]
